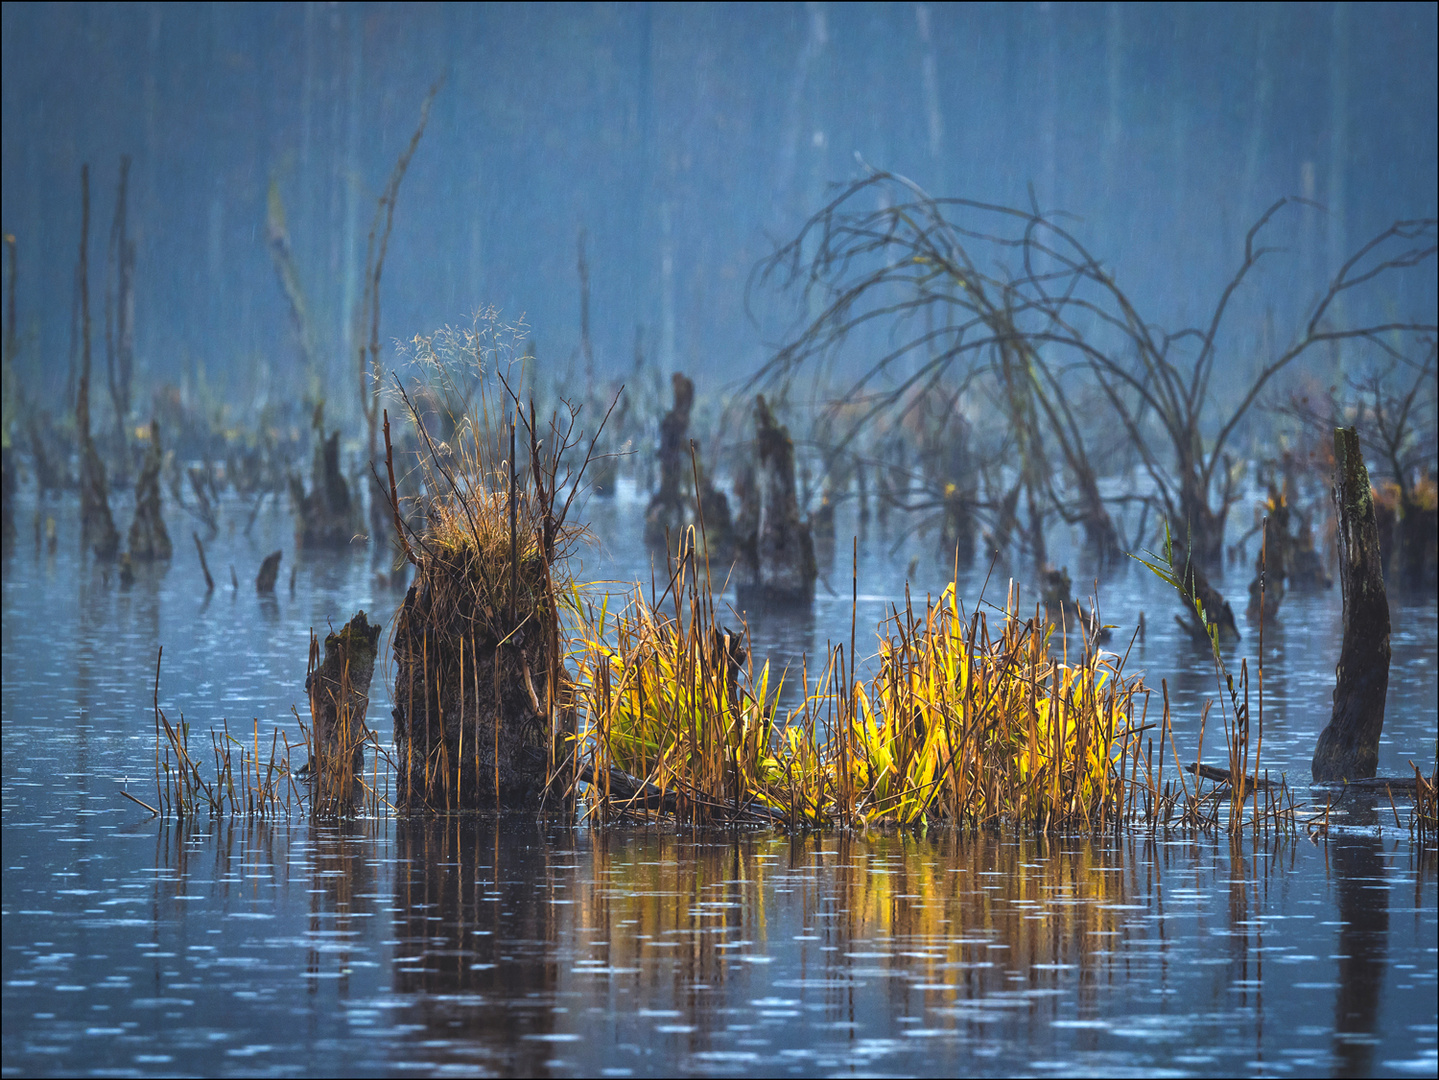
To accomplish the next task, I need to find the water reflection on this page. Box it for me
[390,817,565,1074]
[1331,837,1389,1078]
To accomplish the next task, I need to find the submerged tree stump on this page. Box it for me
[1245,497,1287,624]
[290,404,357,550]
[0,444,14,549]
[1173,539,1239,643]
[736,395,817,604]
[126,421,171,561]
[642,372,735,560]
[255,550,282,593]
[305,610,381,784]
[1313,427,1390,782]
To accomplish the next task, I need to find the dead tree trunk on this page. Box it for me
[76,165,120,561]
[126,422,171,560]
[1312,427,1390,781]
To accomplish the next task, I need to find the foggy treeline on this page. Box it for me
[2,3,1435,419]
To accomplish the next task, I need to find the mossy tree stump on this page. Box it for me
[1313,427,1390,782]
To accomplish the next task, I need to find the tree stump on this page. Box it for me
[306,610,382,782]
[642,372,734,561]
[737,395,816,604]
[290,404,357,550]
[255,550,282,594]
[391,551,574,811]
[126,421,172,560]
[1313,427,1390,781]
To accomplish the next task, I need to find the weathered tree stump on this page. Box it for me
[736,395,817,604]
[305,610,381,783]
[290,404,357,550]
[1040,566,1110,642]
[642,372,735,560]
[1173,539,1239,643]
[391,548,574,811]
[255,550,282,593]
[0,444,14,549]
[1246,496,1287,623]
[1313,427,1390,782]
[126,421,171,561]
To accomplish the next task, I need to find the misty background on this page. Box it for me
[3,2,1436,429]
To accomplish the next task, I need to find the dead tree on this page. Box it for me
[75,166,120,561]
[753,172,1437,570]
[358,80,441,549]
[1313,428,1390,782]
[643,373,735,561]
[126,421,171,560]
[104,156,135,484]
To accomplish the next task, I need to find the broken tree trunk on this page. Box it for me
[305,611,382,809]
[126,421,171,560]
[1313,427,1390,782]
[1173,538,1239,643]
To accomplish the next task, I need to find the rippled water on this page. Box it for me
[4,483,1437,1077]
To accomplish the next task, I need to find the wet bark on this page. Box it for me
[1313,427,1390,782]
[305,610,381,781]
[126,422,171,561]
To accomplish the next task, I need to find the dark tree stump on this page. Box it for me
[1172,540,1239,643]
[737,395,816,604]
[642,372,734,561]
[126,421,172,561]
[0,444,14,549]
[306,610,381,777]
[255,550,282,594]
[290,404,357,550]
[1312,427,1390,782]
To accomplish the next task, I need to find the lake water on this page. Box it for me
[3,480,1436,1077]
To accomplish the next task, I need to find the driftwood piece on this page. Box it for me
[306,610,381,776]
[126,421,171,560]
[1184,762,1276,791]
[255,550,282,594]
[1313,427,1390,782]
